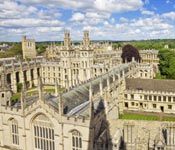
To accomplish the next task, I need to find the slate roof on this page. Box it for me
[126,78,175,92]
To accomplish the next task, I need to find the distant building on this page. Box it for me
[22,36,37,59]
[0,43,10,51]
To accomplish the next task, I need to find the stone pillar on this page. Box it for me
[171,127,173,145]
[33,68,38,86]
[99,78,103,97]
[122,70,125,80]
[173,127,175,145]
[113,72,115,82]
[117,73,121,84]
[0,116,4,146]
[107,75,110,92]
[27,70,32,88]
[167,127,170,145]
[11,72,17,93]
[124,125,128,143]
[19,71,24,84]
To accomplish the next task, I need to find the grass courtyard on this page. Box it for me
[119,113,175,122]
[11,86,65,103]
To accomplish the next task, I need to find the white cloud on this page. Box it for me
[86,12,110,19]
[94,0,143,13]
[70,13,85,21]
[0,0,175,41]
[141,9,155,16]
[162,12,175,20]
[120,17,128,23]
[19,0,143,13]
[0,1,38,19]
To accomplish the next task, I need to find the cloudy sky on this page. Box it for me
[0,0,175,41]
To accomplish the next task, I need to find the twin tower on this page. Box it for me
[64,30,90,48]
[22,30,90,59]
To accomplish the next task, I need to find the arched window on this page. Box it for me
[32,114,55,150]
[10,119,19,145]
[71,130,82,150]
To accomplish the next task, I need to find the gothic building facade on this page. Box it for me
[0,31,172,150]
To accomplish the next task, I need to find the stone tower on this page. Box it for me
[22,35,37,59]
[83,30,90,48]
[64,30,71,49]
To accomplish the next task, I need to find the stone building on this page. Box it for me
[0,62,138,150]
[22,36,37,59]
[1,31,171,150]
[123,78,175,114]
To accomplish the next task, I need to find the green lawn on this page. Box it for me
[11,87,65,102]
[119,113,175,122]
[11,93,21,102]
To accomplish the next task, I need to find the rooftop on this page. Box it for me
[126,78,175,92]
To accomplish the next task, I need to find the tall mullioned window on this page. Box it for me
[33,114,55,150]
[11,119,19,145]
[71,130,82,150]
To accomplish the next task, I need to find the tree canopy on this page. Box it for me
[156,49,175,79]
[121,44,141,63]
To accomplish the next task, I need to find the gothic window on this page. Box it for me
[144,95,147,100]
[163,96,166,102]
[168,97,171,102]
[11,119,19,145]
[149,95,152,100]
[33,114,55,150]
[71,130,82,150]
[154,96,157,101]
[2,93,4,98]
[173,97,175,102]
[131,94,134,99]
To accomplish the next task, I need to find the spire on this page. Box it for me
[20,83,26,110]
[58,92,63,115]
[55,78,59,96]
[107,73,110,92]
[99,78,103,97]
[38,76,44,101]
[112,71,115,82]
[89,82,94,119]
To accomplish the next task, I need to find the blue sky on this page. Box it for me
[0,0,175,41]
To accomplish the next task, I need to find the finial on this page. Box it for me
[20,83,26,110]
[55,78,59,96]
[38,76,44,101]
[89,82,94,119]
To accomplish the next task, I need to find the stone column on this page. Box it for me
[173,127,175,146]
[171,127,174,145]
[117,73,121,84]
[0,117,4,146]
[167,127,170,145]
[33,68,38,86]
[27,70,32,88]
[19,71,24,84]
[11,72,17,93]
[107,75,110,92]
[124,125,128,143]
[99,78,103,97]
